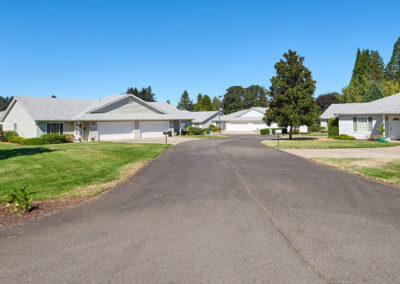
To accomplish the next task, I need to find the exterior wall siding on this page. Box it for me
[37,122,75,137]
[339,115,382,139]
[320,119,328,129]
[2,101,36,138]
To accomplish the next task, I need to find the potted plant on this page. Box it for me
[377,122,388,142]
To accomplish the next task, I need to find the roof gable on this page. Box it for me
[90,96,164,115]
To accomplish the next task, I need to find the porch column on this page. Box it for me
[179,120,181,136]
[383,114,386,138]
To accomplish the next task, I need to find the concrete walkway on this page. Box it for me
[281,145,400,158]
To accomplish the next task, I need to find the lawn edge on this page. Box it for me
[261,141,400,191]
[0,144,172,230]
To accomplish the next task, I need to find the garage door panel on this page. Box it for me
[226,122,268,131]
[98,122,134,140]
[140,121,168,138]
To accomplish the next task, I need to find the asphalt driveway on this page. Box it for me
[1,135,399,283]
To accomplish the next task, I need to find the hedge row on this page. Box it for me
[4,133,70,145]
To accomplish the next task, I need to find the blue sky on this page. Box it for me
[0,0,399,105]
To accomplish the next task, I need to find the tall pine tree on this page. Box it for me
[264,50,319,139]
[363,81,383,102]
[177,90,194,111]
[385,37,400,82]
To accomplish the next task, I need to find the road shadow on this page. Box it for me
[0,148,54,160]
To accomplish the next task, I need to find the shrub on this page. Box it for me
[320,126,327,132]
[5,187,32,216]
[41,133,67,144]
[8,136,26,144]
[377,122,386,138]
[24,137,44,145]
[293,129,300,134]
[209,124,220,132]
[260,128,270,135]
[310,124,321,132]
[191,127,204,135]
[3,130,18,142]
[333,134,355,140]
[367,135,378,141]
[328,117,339,137]
[187,126,194,134]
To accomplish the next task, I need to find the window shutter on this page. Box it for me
[353,117,357,132]
[47,123,50,134]
[60,123,64,134]
[368,117,373,131]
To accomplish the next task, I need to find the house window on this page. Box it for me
[353,117,372,132]
[47,123,64,134]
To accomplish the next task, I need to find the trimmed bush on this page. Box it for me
[320,126,327,132]
[310,124,321,132]
[191,127,204,135]
[333,134,355,140]
[24,137,45,145]
[187,126,194,134]
[8,136,26,144]
[293,129,300,134]
[328,117,339,137]
[3,130,18,142]
[41,133,68,144]
[260,128,270,135]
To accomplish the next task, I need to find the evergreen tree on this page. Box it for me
[212,96,219,111]
[265,50,319,139]
[222,86,245,114]
[177,90,194,111]
[380,80,400,97]
[166,99,171,104]
[126,87,140,97]
[194,93,203,111]
[200,95,213,111]
[363,81,383,102]
[385,37,400,82]
[0,96,13,111]
[139,86,156,102]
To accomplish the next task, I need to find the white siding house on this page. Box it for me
[321,93,400,140]
[0,95,194,141]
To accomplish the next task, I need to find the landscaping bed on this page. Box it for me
[262,138,400,149]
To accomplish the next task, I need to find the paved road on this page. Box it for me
[1,135,400,283]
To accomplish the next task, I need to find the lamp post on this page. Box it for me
[218,95,222,134]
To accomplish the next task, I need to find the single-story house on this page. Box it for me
[0,94,194,141]
[320,93,400,140]
[214,107,308,133]
[319,104,344,129]
[190,111,223,128]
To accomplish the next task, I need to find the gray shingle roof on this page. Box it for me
[2,95,193,122]
[218,107,267,121]
[190,111,221,123]
[0,111,4,120]
[320,93,400,118]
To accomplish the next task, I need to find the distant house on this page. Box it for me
[320,93,400,139]
[0,94,194,141]
[190,111,223,128]
[213,107,308,133]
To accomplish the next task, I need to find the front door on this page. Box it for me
[390,118,400,139]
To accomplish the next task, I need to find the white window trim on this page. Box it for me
[353,116,373,132]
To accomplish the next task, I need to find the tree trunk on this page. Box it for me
[289,126,293,140]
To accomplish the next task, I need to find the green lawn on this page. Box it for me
[0,142,170,201]
[313,158,400,186]
[262,138,400,149]
[181,135,229,139]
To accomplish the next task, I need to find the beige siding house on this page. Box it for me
[0,94,194,141]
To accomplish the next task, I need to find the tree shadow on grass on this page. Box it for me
[0,148,55,160]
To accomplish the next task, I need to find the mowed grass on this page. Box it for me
[262,138,400,149]
[313,158,400,186]
[181,135,229,139]
[0,142,170,201]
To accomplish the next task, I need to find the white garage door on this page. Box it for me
[227,121,268,131]
[140,121,169,138]
[98,122,134,141]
